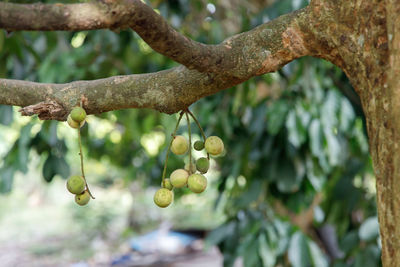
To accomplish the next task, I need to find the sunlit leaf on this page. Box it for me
[359,217,379,241]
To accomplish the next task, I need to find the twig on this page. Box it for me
[185,111,192,175]
[186,109,209,160]
[77,128,95,199]
[162,111,185,187]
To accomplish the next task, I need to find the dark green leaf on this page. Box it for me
[266,100,289,135]
[43,155,55,182]
[206,222,236,247]
[277,160,300,193]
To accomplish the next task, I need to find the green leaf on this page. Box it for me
[243,237,260,267]
[339,98,355,132]
[272,219,291,254]
[249,105,267,139]
[42,154,69,182]
[354,245,381,267]
[277,160,301,193]
[286,110,307,148]
[324,128,341,166]
[306,155,326,191]
[340,231,359,254]
[321,90,340,129]
[53,156,70,179]
[0,167,14,193]
[235,180,263,208]
[309,119,323,158]
[359,217,379,241]
[40,121,58,146]
[17,123,33,173]
[0,105,13,125]
[258,233,276,267]
[206,222,236,247]
[43,155,56,182]
[266,100,289,135]
[288,231,312,267]
[308,239,328,267]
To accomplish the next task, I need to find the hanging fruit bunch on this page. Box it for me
[154,109,224,208]
[65,106,95,206]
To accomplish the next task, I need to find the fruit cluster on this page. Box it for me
[154,110,224,208]
[65,106,94,206]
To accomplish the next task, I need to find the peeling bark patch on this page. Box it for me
[282,27,308,57]
[19,100,66,120]
[257,55,284,75]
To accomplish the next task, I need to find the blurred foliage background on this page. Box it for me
[0,0,380,266]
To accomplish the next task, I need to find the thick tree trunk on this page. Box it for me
[374,0,400,264]
[309,0,400,265]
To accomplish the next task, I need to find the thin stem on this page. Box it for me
[187,109,209,160]
[162,111,185,187]
[185,111,192,175]
[78,128,95,199]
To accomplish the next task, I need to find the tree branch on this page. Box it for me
[0,0,225,72]
[0,0,313,74]
[0,6,316,120]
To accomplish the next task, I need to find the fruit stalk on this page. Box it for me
[162,111,185,187]
[186,109,209,160]
[185,111,192,175]
[77,128,95,199]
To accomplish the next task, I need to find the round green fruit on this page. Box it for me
[75,190,90,206]
[184,162,196,173]
[193,140,205,151]
[170,169,189,188]
[66,175,85,194]
[196,157,209,173]
[188,174,207,193]
[171,135,189,155]
[67,114,85,129]
[205,136,224,156]
[70,107,86,123]
[161,178,173,190]
[154,188,173,208]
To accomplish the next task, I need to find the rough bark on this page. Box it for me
[378,0,400,264]
[308,0,398,265]
[0,7,316,120]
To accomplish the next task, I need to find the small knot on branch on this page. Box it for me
[19,100,67,121]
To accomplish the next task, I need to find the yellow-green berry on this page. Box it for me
[171,135,189,155]
[196,157,209,173]
[75,190,91,206]
[205,136,224,156]
[170,169,189,188]
[66,175,85,194]
[188,174,207,193]
[194,140,205,151]
[67,114,85,129]
[184,162,196,173]
[154,188,173,208]
[161,178,173,190]
[67,115,79,128]
[70,107,86,123]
